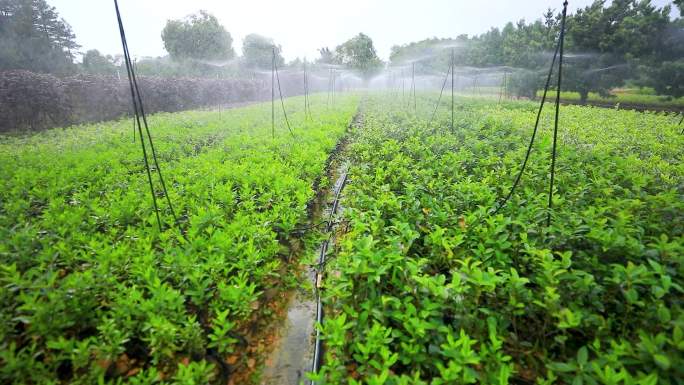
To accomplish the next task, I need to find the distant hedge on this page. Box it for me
[0,70,280,132]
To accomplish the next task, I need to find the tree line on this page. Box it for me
[0,0,383,80]
[1,0,682,100]
[390,0,684,101]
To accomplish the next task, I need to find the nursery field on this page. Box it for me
[0,91,683,385]
[315,95,684,384]
[0,94,359,384]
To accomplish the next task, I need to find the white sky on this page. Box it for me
[49,0,677,62]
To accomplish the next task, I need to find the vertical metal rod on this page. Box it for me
[402,69,405,103]
[304,61,308,120]
[547,0,568,227]
[272,47,275,139]
[217,74,221,120]
[504,72,508,99]
[451,49,454,130]
[412,62,416,112]
[114,0,162,231]
[327,68,332,107]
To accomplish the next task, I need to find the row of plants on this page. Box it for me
[0,69,319,133]
[0,94,359,384]
[534,89,684,109]
[314,94,683,384]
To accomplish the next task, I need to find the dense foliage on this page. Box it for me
[0,0,79,74]
[0,94,359,384]
[314,94,683,384]
[0,70,272,132]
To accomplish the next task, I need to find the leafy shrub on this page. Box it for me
[0,94,359,383]
[0,70,307,132]
[316,95,683,384]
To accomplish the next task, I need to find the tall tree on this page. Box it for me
[334,33,383,81]
[162,10,235,61]
[0,0,79,74]
[241,34,284,69]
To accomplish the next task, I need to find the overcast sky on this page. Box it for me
[49,0,677,62]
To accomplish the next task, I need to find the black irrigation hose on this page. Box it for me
[290,219,337,234]
[114,0,179,232]
[427,64,452,129]
[489,22,563,219]
[311,171,348,384]
[547,0,568,227]
[274,57,295,137]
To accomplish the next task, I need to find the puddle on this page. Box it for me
[260,164,349,385]
[259,285,316,385]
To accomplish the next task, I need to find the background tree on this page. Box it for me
[334,33,383,81]
[562,0,672,103]
[387,0,680,101]
[81,49,116,75]
[241,34,284,69]
[636,3,684,98]
[316,47,335,65]
[0,0,79,74]
[674,0,683,16]
[161,10,235,61]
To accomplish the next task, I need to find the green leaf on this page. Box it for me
[549,362,578,373]
[577,346,588,366]
[653,354,671,370]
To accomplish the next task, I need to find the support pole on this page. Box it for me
[451,49,455,130]
[412,62,416,112]
[547,0,569,227]
[272,47,275,139]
